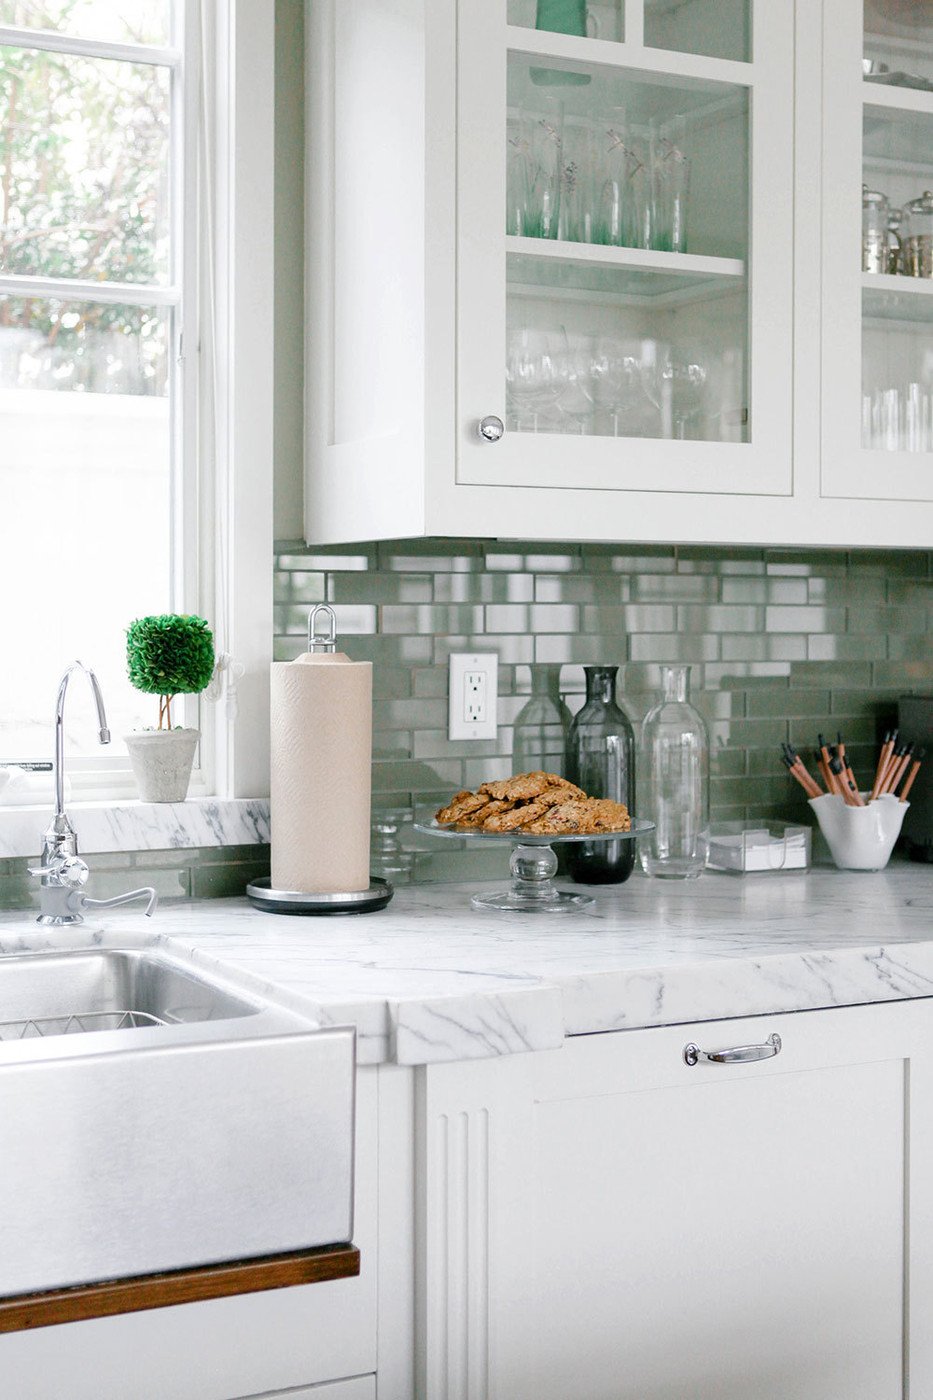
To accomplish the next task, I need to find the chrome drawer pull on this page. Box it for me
[683,1032,782,1067]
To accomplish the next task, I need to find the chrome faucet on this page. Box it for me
[29,661,158,926]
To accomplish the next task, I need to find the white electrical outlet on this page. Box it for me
[449,653,498,740]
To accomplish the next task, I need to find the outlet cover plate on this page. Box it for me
[448,653,498,741]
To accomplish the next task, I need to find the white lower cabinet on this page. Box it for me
[417,1000,933,1400]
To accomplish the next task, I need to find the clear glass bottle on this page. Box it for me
[512,664,572,776]
[639,664,709,879]
[565,664,636,885]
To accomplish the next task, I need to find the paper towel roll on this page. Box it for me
[270,652,372,893]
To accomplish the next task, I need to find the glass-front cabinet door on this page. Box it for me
[455,0,793,496]
[823,0,933,500]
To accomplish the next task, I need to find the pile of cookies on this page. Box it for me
[435,771,631,835]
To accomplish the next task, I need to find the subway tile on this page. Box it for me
[847,607,928,634]
[372,759,464,793]
[411,847,510,884]
[746,689,831,719]
[677,547,764,574]
[764,606,847,633]
[524,553,581,573]
[829,689,903,718]
[586,604,676,633]
[678,605,763,633]
[598,552,677,574]
[721,578,807,605]
[278,603,377,636]
[433,634,535,665]
[888,578,933,604]
[711,717,790,748]
[381,605,485,635]
[277,551,374,571]
[788,714,876,747]
[765,549,847,575]
[807,634,886,661]
[535,635,627,664]
[383,552,484,573]
[412,667,449,698]
[191,857,271,901]
[372,740,414,762]
[721,635,807,662]
[484,553,527,572]
[463,757,514,788]
[413,731,512,761]
[886,633,933,660]
[344,635,434,667]
[791,661,873,688]
[88,868,190,902]
[808,576,885,605]
[635,575,719,602]
[710,747,747,778]
[530,604,581,633]
[629,634,719,663]
[872,659,933,686]
[705,663,793,686]
[847,549,929,577]
[0,876,36,911]
[330,572,433,605]
[280,572,326,605]
[380,539,485,570]
[537,574,628,604]
[373,698,448,731]
[373,667,413,700]
[485,605,530,633]
[436,573,534,604]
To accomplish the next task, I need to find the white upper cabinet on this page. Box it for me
[822,0,933,502]
[304,0,933,546]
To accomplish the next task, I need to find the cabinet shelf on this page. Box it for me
[505,25,752,89]
[863,273,933,324]
[507,237,745,305]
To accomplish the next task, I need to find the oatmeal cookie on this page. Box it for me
[525,797,631,835]
[479,772,554,802]
[435,790,491,825]
[458,798,516,829]
[482,796,556,832]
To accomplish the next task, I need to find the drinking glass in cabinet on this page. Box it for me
[506,99,564,239]
[644,0,750,62]
[507,0,623,43]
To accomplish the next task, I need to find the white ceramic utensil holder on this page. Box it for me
[808,792,908,871]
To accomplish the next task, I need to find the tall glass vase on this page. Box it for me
[639,665,709,879]
[513,664,572,777]
[566,664,635,884]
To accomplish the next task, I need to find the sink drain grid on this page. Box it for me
[0,1009,169,1040]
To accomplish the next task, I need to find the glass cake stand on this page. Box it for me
[414,819,653,913]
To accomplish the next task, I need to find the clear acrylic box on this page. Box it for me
[706,822,811,875]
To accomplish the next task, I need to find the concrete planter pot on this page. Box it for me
[125,728,200,803]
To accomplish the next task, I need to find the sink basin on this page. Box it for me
[0,947,260,1039]
[0,944,355,1297]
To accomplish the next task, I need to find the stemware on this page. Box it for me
[506,329,560,431]
[641,341,709,439]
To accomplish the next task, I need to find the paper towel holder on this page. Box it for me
[308,604,338,654]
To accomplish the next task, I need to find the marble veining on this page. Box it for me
[2,862,933,1064]
[0,798,270,860]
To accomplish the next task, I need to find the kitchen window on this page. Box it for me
[0,0,273,804]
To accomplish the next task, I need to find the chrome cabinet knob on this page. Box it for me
[477,415,505,442]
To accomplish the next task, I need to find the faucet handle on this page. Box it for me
[28,855,89,888]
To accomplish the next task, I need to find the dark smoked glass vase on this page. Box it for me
[566,664,636,885]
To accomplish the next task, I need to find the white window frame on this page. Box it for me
[0,0,273,807]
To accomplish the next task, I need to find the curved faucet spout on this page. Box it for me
[54,661,110,821]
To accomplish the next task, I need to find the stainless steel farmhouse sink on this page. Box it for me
[0,945,355,1297]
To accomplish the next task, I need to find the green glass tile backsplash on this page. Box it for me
[5,539,930,907]
[276,538,933,874]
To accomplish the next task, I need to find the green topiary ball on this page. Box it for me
[126,615,215,698]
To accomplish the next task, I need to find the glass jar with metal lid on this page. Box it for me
[862,185,897,273]
[902,190,933,277]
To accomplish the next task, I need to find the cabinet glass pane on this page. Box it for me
[508,0,624,45]
[862,104,933,451]
[505,51,749,443]
[864,0,933,92]
[644,0,751,63]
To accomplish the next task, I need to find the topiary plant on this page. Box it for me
[126,614,215,730]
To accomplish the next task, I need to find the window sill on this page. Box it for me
[0,798,270,861]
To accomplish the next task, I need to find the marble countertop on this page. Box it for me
[3,861,933,1065]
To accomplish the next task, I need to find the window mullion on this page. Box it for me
[0,25,180,70]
